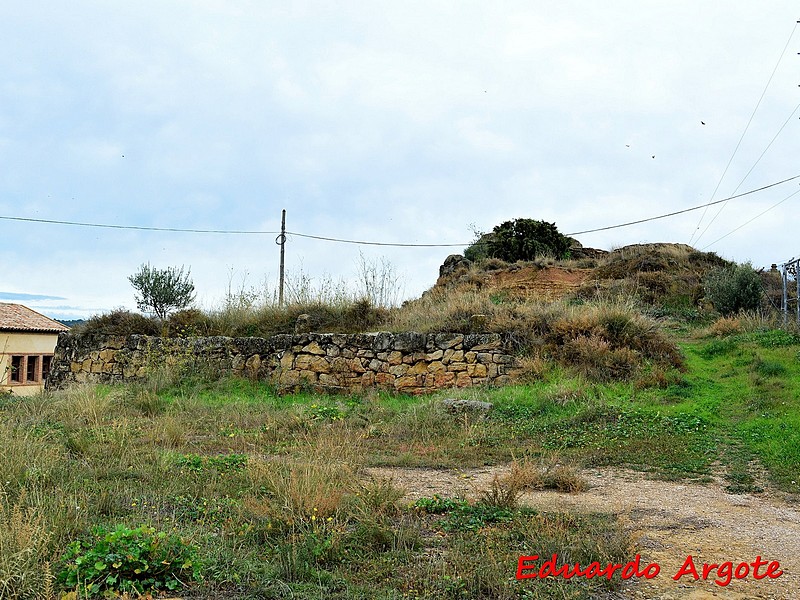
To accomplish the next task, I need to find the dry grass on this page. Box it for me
[0,491,55,599]
[248,428,364,522]
[707,316,744,337]
[502,458,589,494]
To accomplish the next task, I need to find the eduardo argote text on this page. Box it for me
[516,554,783,587]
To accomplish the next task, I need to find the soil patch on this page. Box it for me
[487,266,590,301]
[365,466,800,599]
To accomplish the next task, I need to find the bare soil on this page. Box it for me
[365,466,800,600]
[486,266,590,301]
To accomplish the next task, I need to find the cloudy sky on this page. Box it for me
[1,1,798,320]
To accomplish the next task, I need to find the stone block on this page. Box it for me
[465,352,477,364]
[299,370,318,383]
[387,351,403,365]
[455,372,473,387]
[374,372,395,387]
[407,361,429,375]
[425,349,444,361]
[476,352,493,364]
[295,355,331,373]
[434,333,463,350]
[433,372,456,387]
[302,341,326,355]
[392,332,426,351]
[467,363,488,377]
[279,370,301,386]
[319,373,341,386]
[280,352,295,369]
[427,361,446,373]
[396,375,422,390]
[349,358,367,373]
[389,364,409,376]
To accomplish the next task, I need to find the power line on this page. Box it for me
[1,173,798,246]
[694,100,800,244]
[0,213,468,246]
[566,174,800,236]
[701,186,800,250]
[0,215,282,235]
[284,230,465,247]
[689,18,798,246]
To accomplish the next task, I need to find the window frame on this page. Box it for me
[5,353,54,386]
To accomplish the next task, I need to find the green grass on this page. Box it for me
[5,325,800,597]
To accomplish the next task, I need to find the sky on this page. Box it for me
[1,1,799,320]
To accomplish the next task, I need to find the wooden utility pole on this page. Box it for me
[277,209,286,306]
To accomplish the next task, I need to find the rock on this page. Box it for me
[439,254,472,279]
[294,314,312,333]
[439,398,493,413]
[469,314,488,331]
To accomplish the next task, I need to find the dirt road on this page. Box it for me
[365,466,800,600]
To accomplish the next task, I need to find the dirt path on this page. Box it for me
[365,466,800,600]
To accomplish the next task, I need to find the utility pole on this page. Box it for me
[277,209,286,306]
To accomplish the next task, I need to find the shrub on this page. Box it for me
[57,524,201,597]
[465,219,571,262]
[74,309,160,337]
[704,262,763,316]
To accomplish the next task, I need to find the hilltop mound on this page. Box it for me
[431,242,774,314]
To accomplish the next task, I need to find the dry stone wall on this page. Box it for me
[48,332,522,394]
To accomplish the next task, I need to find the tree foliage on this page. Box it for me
[465,219,571,263]
[704,262,763,316]
[129,263,196,320]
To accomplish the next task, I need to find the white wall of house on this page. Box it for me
[0,331,61,396]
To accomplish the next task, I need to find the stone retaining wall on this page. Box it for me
[47,332,522,394]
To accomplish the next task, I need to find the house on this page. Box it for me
[0,303,69,396]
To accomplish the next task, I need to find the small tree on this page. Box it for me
[129,263,196,319]
[704,262,763,316]
[477,218,570,262]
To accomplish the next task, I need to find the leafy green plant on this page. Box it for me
[704,262,763,316]
[476,218,571,262]
[308,403,344,422]
[175,453,248,474]
[412,495,467,515]
[57,524,201,596]
[129,263,196,320]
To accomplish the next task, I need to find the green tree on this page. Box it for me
[129,263,196,319]
[704,262,763,316]
[465,219,570,262]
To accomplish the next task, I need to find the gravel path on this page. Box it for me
[365,466,800,600]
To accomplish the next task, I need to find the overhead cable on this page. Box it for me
[689,18,798,245]
[1,174,798,246]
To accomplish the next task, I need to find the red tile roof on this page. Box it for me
[0,303,70,333]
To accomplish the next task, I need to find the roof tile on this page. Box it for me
[0,303,70,333]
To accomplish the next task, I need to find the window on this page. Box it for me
[10,355,22,383]
[42,355,52,381]
[5,354,53,385]
[26,355,39,383]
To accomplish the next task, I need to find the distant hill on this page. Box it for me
[58,319,86,329]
